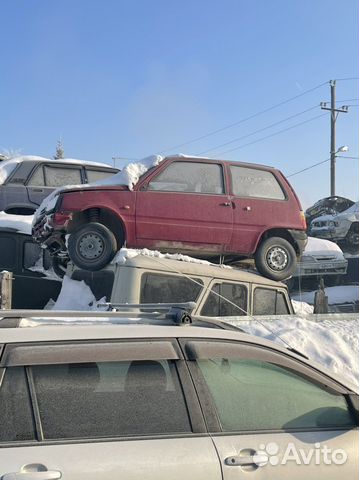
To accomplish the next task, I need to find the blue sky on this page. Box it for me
[0,0,358,208]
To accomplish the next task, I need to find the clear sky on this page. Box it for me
[0,0,358,208]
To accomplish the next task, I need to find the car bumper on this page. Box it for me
[293,260,348,277]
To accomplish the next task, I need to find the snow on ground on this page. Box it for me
[235,316,359,386]
[291,299,314,315]
[52,275,106,310]
[0,211,33,235]
[293,285,359,305]
[304,236,344,258]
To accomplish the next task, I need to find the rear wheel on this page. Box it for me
[68,222,118,271]
[255,236,297,281]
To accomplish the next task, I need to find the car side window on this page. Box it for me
[196,356,355,432]
[0,367,36,442]
[230,166,285,200]
[44,165,82,187]
[253,287,290,315]
[140,273,203,304]
[200,282,248,316]
[86,169,114,183]
[27,166,45,186]
[148,162,225,194]
[31,360,192,439]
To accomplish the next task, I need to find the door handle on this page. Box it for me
[225,453,268,467]
[31,188,44,193]
[2,467,62,480]
[220,202,231,207]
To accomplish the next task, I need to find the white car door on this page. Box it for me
[0,340,221,480]
[182,339,359,480]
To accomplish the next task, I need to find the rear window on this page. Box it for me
[72,270,115,301]
[31,360,192,439]
[86,169,114,183]
[253,287,290,315]
[140,273,203,304]
[230,166,285,200]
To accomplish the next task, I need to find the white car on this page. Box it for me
[292,237,347,286]
[0,308,358,479]
[310,202,359,248]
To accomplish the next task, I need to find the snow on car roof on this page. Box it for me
[0,211,33,235]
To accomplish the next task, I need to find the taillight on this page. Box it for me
[53,212,72,226]
[300,211,307,229]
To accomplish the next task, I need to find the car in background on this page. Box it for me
[0,212,61,308]
[0,309,358,478]
[66,251,294,315]
[310,202,359,249]
[305,196,354,226]
[288,237,348,289]
[33,156,307,281]
[0,155,118,215]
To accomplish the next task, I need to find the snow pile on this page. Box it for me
[92,155,163,190]
[112,247,231,268]
[304,236,344,259]
[291,299,314,315]
[293,286,359,305]
[238,317,359,386]
[52,275,106,310]
[0,211,33,235]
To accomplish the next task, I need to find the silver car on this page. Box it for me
[0,155,118,215]
[0,309,358,479]
[310,202,359,248]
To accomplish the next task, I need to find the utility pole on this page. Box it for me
[320,80,348,196]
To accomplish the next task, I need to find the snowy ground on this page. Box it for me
[230,316,359,387]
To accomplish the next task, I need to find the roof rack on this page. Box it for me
[0,303,244,333]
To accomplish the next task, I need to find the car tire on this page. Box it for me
[68,222,118,271]
[51,256,68,278]
[255,237,297,281]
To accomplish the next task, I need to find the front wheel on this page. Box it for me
[255,237,297,281]
[68,222,118,271]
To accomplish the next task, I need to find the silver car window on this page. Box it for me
[196,357,355,432]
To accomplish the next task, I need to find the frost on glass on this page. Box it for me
[230,166,285,199]
[149,162,224,194]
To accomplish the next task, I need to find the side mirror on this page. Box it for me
[139,183,148,191]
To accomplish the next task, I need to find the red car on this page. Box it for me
[32,156,307,280]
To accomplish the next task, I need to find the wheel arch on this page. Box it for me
[68,207,126,248]
[256,228,299,255]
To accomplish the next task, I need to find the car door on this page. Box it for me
[27,163,83,206]
[135,160,233,253]
[228,164,288,254]
[0,339,222,480]
[182,338,359,479]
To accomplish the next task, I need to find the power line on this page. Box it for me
[157,80,329,154]
[287,158,331,178]
[215,112,328,156]
[197,105,319,155]
[336,77,359,81]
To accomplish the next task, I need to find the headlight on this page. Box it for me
[301,255,315,263]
